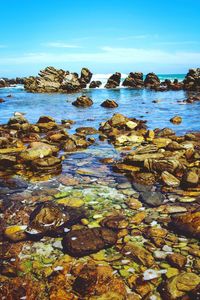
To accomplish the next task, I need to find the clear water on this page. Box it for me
[0,85,199,135]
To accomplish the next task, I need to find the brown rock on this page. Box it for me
[171,211,200,238]
[72,95,93,107]
[62,227,117,257]
[161,272,200,299]
[101,99,118,108]
[121,242,155,267]
[167,253,187,269]
[161,171,180,187]
[170,116,182,124]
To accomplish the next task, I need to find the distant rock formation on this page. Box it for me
[24,66,93,93]
[183,68,200,91]
[122,72,144,88]
[105,72,121,88]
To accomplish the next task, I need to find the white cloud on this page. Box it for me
[0,47,200,66]
[117,34,158,40]
[42,42,81,48]
[155,41,200,46]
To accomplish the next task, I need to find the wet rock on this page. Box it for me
[183,68,200,91]
[170,116,182,124]
[167,253,187,269]
[144,158,183,174]
[37,115,55,123]
[144,72,160,88]
[121,242,155,267]
[122,72,144,88]
[4,225,27,242]
[0,154,16,169]
[62,227,117,256]
[160,272,200,299]
[161,171,180,187]
[76,126,98,135]
[182,169,199,187]
[125,197,142,210]
[101,99,118,108]
[139,191,165,207]
[72,95,93,107]
[31,156,62,174]
[131,172,156,186]
[171,211,200,238]
[105,72,121,88]
[89,80,102,88]
[100,215,129,230]
[20,142,59,161]
[24,66,92,93]
[72,263,127,298]
[27,202,69,235]
[79,67,93,87]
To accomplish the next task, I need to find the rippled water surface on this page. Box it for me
[0,86,200,134]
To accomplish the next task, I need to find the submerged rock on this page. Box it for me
[170,116,182,124]
[171,211,200,238]
[160,272,200,299]
[62,227,117,256]
[27,202,69,235]
[139,191,165,207]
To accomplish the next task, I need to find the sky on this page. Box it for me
[0,0,200,77]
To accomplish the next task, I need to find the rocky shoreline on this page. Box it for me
[0,107,200,299]
[1,67,200,94]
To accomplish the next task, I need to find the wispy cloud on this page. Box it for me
[42,42,81,48]
[117,34,158,41]
[155,41,200,46]
[0,47,200,66]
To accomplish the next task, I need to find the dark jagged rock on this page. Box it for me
[144,72,160,88]
[89,80,102,88]
[183,68,200,91]
[79,68,93,88]
[105,72,121,88]
[122,72,144,88]
[101,99,118,108]
[62,227,117,256]
[72,95,93,107]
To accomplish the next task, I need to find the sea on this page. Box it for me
[0,73,199,136]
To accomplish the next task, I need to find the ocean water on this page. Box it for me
[0,73,199,136]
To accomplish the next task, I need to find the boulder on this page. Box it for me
[170,116,182,124]
[62,227,117,256]
[144,72,160,88]
[27,202,69,235]
[183,68,200,91]
[20,142,59,161]
[79,67,93,87]
[171,211,200,238]
[101,99,118,108]
[160,272,200,299]
[121,242,155,267]
[72,95,93,107]
[122,72,144,88]
[89,80,102,88]
[105,72,121,88]
[24,66,92,93]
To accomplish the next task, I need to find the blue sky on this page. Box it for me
[0,0,200,76]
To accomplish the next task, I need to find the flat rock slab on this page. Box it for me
[62,227,117,257]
